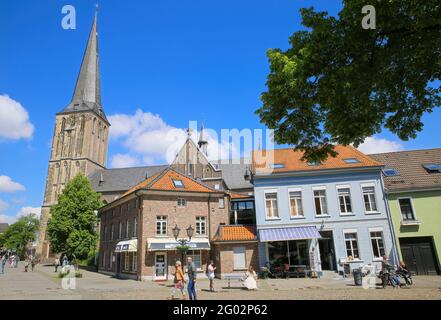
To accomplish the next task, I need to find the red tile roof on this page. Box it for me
[252,145,382,174]
[123,167,218,196]
[214,225,257,242]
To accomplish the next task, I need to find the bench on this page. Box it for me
[223,273,244,288]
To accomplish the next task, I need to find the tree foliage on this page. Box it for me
[1,214,39,257]
[47,174,101,260]
[256,0,441,161]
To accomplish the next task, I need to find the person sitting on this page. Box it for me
[243,266,258,290]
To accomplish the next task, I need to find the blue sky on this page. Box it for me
[0,0,440,223]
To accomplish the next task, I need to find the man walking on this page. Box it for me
[1,254,6,274]
[187,257,197,300]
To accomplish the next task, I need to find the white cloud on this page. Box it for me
[357,136,404,154]
[16,206,41,220]
[0,215,15,225]
[110,153,140,168]
[0,175,25,193]
[108,109,241,167]
[0,95,35,140]
[0,206,41,225]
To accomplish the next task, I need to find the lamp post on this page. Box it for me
[172,224,194,264]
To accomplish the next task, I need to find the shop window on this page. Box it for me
[187,250,202,270]
[124,253,129,271]
[233,247,246,270]
[132,252,137,272]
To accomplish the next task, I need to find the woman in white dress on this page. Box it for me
[243,266,258,290]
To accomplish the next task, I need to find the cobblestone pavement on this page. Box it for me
[1,263,440,300]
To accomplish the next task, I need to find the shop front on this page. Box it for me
[146,238,211,281]
[258,226,322,277]
[115,239,138,280]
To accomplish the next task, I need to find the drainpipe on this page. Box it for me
[380,173,400,267]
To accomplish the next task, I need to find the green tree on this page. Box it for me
[256,1,440,162]
[2,215,39,257]
[47,174,101,260]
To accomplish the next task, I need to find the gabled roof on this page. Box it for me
[252,145,383,175]
[370,148,441,192]
[89,165,168,192]
[213,225,257,242]
[123,167,220,196]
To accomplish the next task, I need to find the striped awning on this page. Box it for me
[258,226,321,242]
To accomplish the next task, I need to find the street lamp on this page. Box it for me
[172,224,194,264]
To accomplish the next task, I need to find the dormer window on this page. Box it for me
[383,168,399,177]
[343,158,360,164]
[173,179,184,188]
[422,164,441,173]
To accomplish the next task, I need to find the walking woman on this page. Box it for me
[1,254,6,274]
[170,261,186,300]
[207,260,216,292]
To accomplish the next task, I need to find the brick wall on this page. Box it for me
[213,242,259,278]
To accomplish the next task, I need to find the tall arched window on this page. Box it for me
[76,116,85,156]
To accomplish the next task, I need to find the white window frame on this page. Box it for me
[156,215,168,236]
[337,185,353,215]
[132,252,137,272]
[312,186,328,216]
[124,252,129,271]
[264,189,279,220]
[126,219,130,239]
[368,227,386,260]
[343,229,361,261]
[288,187,304,218]
[218,197,225,209]
[118,221,122,239]
[110,224,114,241]
[233,246,247,270]
[397,197,418,222]
[177,198,186,208]
[361,183,379,214]
[195,216,207,235]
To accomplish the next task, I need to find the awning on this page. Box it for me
[258,226,321,242]
[147,238,210,251]
[115,239,138,252]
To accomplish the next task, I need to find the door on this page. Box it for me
[400,237,439,275]
[155,252,167,280]
[318,231,337,271]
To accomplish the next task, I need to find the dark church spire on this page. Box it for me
[60,9,107,122]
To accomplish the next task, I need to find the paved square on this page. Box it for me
[1,263,440,300]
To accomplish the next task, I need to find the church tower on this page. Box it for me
[36,12,110,259]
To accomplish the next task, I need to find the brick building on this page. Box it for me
[98,167,257,281]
